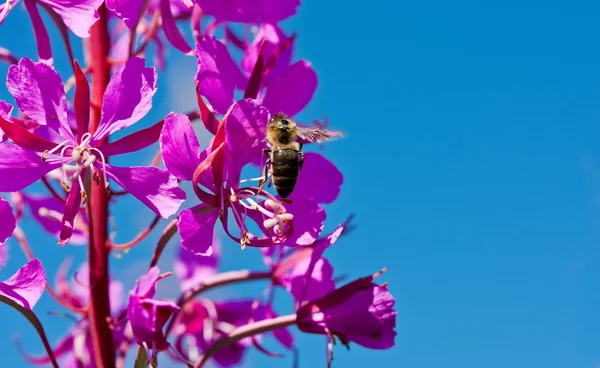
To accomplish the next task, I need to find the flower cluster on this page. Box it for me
[0,1,396,367]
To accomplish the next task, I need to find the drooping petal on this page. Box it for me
[160,113,201,181]
[178,205,218,256]
[291,153,343,204]
[38,0,103,38]
[92,57,157,143]
[0,143,61,192]
[128,297,179,351]
[103,164,185,219]
[0,259,46,310]
[160,0,192,54]
[283,257,335,303]
[6,58,73,140]
[196,0,299,23]
[174,237,219,292]
[262,60,317,117]
[58,179,82,246]
[0,198,15,246]
[195,35,238,114]
[106,0,144,29]
[224,98,270,178]
[133,266,160,299]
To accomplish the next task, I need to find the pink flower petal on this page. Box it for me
[242,23,292,84]
[92,57,157,144]
[6,58,74,140]
[291,153,343,204]
[0,259,46,310]
[196,0,299,23]
[0,198,15,246]
[24,0,54,66]
[106,0,144,29]
[98,119,164,157]
[0,143,62,192]
[103,163,185,219]
[160,113,201,181]
[160,0,192,53]
[178,205,218,256]
[224,98,270,178]
[195,35,238,114]
[283,197,325,246]
[0,101,12,141]
[39,0,103,38]
[262,60,317,117]
[58,179,82,246]
[282,257,335,304]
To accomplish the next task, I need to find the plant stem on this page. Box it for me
[194,314,297,368]
[87,4,115,368]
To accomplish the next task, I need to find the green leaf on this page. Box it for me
[134,345,149,368]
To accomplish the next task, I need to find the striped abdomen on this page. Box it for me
[272,148,300,198]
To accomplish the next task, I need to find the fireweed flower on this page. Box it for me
[0,57,185,245]
[20,262,125,367]
[127,266,180,351]
[0,258,45,310]
[296,269,397,364]
[173,299,293,367]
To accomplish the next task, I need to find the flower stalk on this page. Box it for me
[86,4,116,368]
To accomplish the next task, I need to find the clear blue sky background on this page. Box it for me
[2,1,600,367]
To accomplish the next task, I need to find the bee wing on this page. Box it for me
[296,126,343,143]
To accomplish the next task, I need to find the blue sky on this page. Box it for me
[2,1,600,367]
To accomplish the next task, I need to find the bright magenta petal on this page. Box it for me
[160,113,201,181]
[262,60,317,117]
[160,0,192,53]
[291,153,343,204]
[39,0,103,38]
[0,198,15,245]
[6,58,73,140]
[178,205,218,256]
[103,164,185,218]
[0,259,46,310]
[0,143,61,192]
[58,180,82,246]
[195,36,238,114]
[106,0,144,29]
[92,57,157,143]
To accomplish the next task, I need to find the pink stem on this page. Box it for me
[86,5,116,368]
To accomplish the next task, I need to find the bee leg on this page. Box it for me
[258,158,271,193]
[263,149,271,157]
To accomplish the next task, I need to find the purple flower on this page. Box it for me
[196,0,300,23]
[0,258,46,310]
[127,267,180,350]
[174,299,293,367]
[241,23,293,86]
[0,57,185,245]
[0,197,15,247]
[296,269,397,360]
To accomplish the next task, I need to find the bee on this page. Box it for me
[259,113,341,199]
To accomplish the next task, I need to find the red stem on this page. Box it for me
[87,5,116,368]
